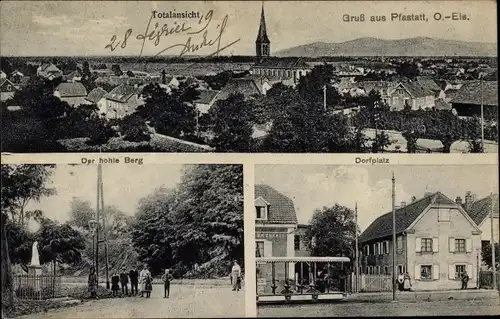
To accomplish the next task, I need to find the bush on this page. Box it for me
[4,300,71,318]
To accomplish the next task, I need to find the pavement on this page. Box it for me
[258,298,500,317]
[346,288,500,302]
[17,284,245,318]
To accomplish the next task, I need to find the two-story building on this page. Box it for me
[103,84,145,119]
[461,193,499,267]
[359,192,482,290]
[85,87,108,116]
[255,184,299,294]
[53,82,88,107]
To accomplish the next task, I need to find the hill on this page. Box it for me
[275,37,497,57]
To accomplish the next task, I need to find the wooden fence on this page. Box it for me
[479,270,500,290]
[351,273,392,292]
[13,275,63,300]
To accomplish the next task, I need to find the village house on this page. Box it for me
[449,80,498,120]
[0,78,18,102]
[103,84,145,119]
[37,63,63,80]
[53,82,88,107]
[255,184,299,293]
[461,193,499,269]
[63,70,82,83]
[359,191,482,291]
[85,87,108,116]
[243,74,273,95]
[194,89,220,115]
[216,78,264,102]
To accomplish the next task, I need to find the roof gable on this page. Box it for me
[254,184,298,224]
[466,194,499,226]
[359,192,455,243]
[104,84,141,103]
[255,196,270,207]
[86,87,108,103]
[253,57,310,69]
[54,82,87,97]
[449,80,498,106]
[195,89,220,105]
[217,78,262,101]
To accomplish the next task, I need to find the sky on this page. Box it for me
[0,0,496,56]
[25,164,185,229]
[255,164,498,232]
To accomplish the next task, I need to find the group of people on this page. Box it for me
[397,272,412,291]
[88,264,175,299]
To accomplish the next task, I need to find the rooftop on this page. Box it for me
[255,184,298,224]
[449,80,498,106]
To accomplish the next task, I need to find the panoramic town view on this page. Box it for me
[1,1,497,153]
[254,164,499,316]
[1,164,244,318]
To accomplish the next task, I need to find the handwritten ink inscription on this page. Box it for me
[105,10,240,57]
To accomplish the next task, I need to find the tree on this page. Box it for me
[0,165,55,226]
[304,205,357,261]
[172,165,244,274]
[68,197,95,230]
[209,94,254,152]
[1,165,55,312]
[37,219,86,275]
[138,83,198,138]
[119,114,151,142]
[131,188,177,275]
[402,130,418,153]
[372,131,391,153]
[111,64,123,76]
[4,217,34,265]
[481,242,499,270]
[297,64,341,107]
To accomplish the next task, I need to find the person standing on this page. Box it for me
[461,271,469,290]
[120,268,129,296]
[111,272,120,297]
[403,272,412,291]
[129,267,139,296]
[88,266,98,299]
[139,264,151,297]
[231,260,242,292]
[397,272,405,291]
[161,269,174,298]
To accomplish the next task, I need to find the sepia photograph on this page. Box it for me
[1,164,244,318]
[0,0,497,153]
[254,164,499,316]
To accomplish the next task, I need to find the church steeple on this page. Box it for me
[256,4,270,57]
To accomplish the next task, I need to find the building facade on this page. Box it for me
[359,192,482,290]
[255,184,298,294]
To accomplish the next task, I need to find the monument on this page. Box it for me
[28,241,42,295]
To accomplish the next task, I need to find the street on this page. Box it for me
[18,285,245,318]
[258,298,500,317]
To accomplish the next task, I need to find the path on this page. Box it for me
[19,285,244,318]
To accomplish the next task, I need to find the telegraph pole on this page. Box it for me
[95,168,100,285]
[480,75,484,152]
[99,164,111,290]
[323,85,327,112]
[490,192,497,290]
[355,202,359,293]
[392,172,396,301]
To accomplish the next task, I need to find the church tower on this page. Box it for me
[255,4,270,57]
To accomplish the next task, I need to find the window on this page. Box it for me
[455,239,466,252]
[382,241,389,254]
[373,243,378,255]
[384,266,389,275]
[438,209,450,221]
[7,84,12,91]
[398,265,406,274]
[256,206,266,220]
[420,265,432,280]
[396,236,403,252]
[421,238,433,252]
[455,265,466,280]
[294,235,300,251]
[256,241,264,258]
[364,245,370,256]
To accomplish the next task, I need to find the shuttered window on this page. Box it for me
[420,265,432,280]
[455,239,466,252]
[421,238,433,252]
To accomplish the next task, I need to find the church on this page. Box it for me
[250,5,311,86]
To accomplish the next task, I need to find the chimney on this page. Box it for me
[464,191,474,211]
[401,201,406,208]
[455,196,462,205]
[411,196,417,203]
